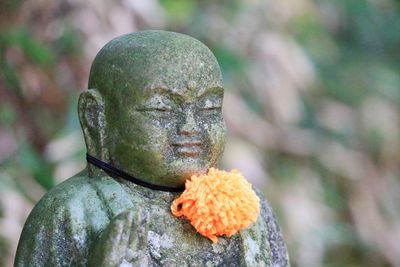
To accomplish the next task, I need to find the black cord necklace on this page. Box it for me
[86,154,185,192]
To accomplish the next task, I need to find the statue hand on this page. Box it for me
[89,209,149,267]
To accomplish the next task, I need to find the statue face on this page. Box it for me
[92,31,226,187]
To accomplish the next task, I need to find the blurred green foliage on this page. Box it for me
[1,0,399,266]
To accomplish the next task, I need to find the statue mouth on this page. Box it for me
[173,140,202,157]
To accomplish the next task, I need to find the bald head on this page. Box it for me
[80,31,226,187]
[88,31,223,98]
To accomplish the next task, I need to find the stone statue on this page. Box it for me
[15,31,289,267]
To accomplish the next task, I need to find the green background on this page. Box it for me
[1,0,399,266]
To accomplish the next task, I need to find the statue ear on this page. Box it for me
[78,89,109,161]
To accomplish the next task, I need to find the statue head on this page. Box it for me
[78,31,226,187]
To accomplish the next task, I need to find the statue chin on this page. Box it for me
[158,158,210,187]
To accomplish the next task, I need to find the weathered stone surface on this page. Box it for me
[15,31,290,266]
[15,172,288,266]
[85,31,226,188]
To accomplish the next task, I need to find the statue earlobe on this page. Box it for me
[78,89,109,163]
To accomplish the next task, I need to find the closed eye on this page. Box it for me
[136,107,172,112]
[202,106,221,110]
[198,93,222,111]
[201,106,221,113]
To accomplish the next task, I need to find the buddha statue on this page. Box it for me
[15,31,289,267]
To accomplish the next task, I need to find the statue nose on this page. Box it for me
[178,110,200,136]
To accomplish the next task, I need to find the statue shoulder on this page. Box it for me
[250,187,291,267]
[30,171,98,215]
[253,187,276,220]
[19,170,134,234]
[14,171,118,266]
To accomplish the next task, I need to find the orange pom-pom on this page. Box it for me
[171,168,260,243]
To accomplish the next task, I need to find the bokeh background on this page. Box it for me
[1,0,399,266]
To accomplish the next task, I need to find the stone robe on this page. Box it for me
[15,169,289,267]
